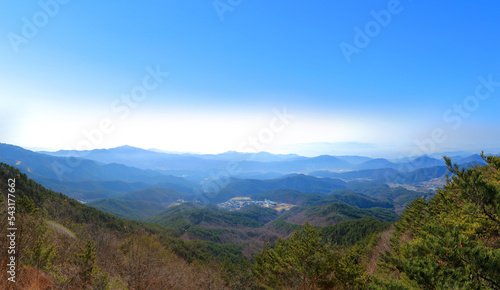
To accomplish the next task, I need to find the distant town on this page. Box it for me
[217,197,294,212]
[388,176,446,193]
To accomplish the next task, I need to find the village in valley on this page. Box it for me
[217,197,294,212]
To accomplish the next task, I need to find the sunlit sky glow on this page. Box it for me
[1,1,500,157]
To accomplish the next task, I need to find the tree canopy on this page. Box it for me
[382,153,500,289]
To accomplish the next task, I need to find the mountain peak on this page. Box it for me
[112,145,144,151]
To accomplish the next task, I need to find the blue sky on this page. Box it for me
[1,1,499,156]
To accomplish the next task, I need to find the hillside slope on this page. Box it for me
[87,198,168,220]
[0,163,235,289]
[379,154,500,288]
[213,174,346,202]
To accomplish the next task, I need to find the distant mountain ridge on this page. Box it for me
[0,143,197,195]
[35,144,487,175]
[211,174,347,202]
[41,146,355,173]
[0,143,489,207]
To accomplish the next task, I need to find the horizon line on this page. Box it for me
[5,142,495,159]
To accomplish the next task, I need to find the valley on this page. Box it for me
[0,142,498,288]
[216,197,295,212]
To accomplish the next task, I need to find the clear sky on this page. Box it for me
[1,1,499,157]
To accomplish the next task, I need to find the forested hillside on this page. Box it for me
[1,153,498,289]
[251,154,500,289]
[0,163,231,289]
[377,154,500,288]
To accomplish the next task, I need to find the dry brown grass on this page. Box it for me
[366,226,394,275]
[0,262,56,290]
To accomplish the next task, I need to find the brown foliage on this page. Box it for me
[366,226,394,275]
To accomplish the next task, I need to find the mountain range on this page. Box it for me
[36,143,487,174]
[0,143,489,201]
[1,142,497,288]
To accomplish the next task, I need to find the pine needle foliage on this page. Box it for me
[382,154,500,289]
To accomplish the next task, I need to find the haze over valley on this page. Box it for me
[0,141,489,220]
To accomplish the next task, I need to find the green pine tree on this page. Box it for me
[381,154,500,289]
[75,240,108,288]
[253,222,368,289]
